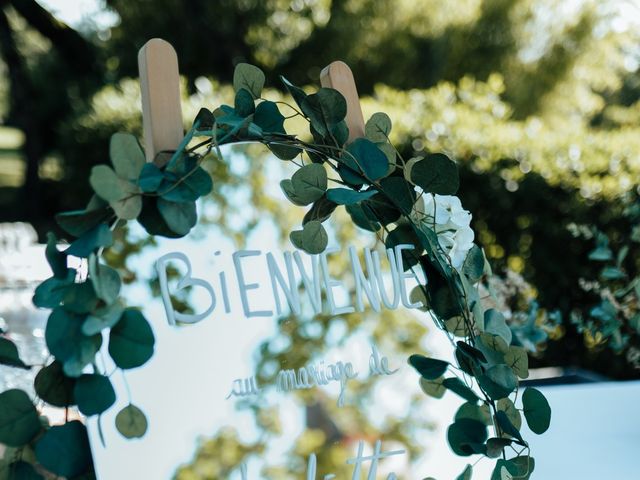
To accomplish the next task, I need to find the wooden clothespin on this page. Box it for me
[138,38,184,165]
[320,61,366,142]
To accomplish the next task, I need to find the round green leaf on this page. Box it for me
[419,376,446,399]
[290,221,328,255]
[0,390,41,447]
[234,88,255,117]
[74,374,116,416]
[365,112,392,142]
[108,309,155,369]
[82,299,124,336]
[110,133,145,181]
[34,361,76,408]
[462,245,485,283]
[447,418,488,456]
[456,464,472,480]
[301,88,347,137]
[45,307,102,378]
[504,345,529,379]
[326,188,376,206]
[34,421,91,478]
[497,397,521,430]
[455,402,492,426]
[484,309,512,345]
[495,410,524,443]
[486,437,513,458]
[89,256,121,305]
[344,138,389,181]
[522,387,551,434]
[408,354,449,379]
[138,163,164,192]
[0,337,28,369]
[478,364,518,400]
[291,163,327,205]
[233,63,265,99]
[254,100,286,133]
[442,378,480,402]
[6,460,44,479]
[115,404,148,439]
[89,165,124,203]
[409,153,459,195]
[157,198,197,236]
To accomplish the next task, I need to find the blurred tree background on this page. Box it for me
[1,0,640,474]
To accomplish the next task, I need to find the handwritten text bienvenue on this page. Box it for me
[155,244,424,325]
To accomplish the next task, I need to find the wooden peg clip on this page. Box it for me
[138,38,184,164]
[320,61,366,142]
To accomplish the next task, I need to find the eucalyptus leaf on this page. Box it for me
[34,361,76,408]
[303,196,338,225]
[89,165,124,203]
[522,387,551,434]
[55,206,112,237]
[108,309,155,369]
[409,153,459,195]
[234,88,255,117]
[89,256,121,305]
[115,404,148,439]
[34,421,92,478]
[157,198,197,236]
[455,402,492,426]
[0,389,41,447]
[419,376,446,399]
[0,337,29,369]
[365,112,392,142]
[408,354,449,379]
[62,282,99,314]
[159,166,213,203]
[495,410,524,443]
[378,176,416,214]
[447,418,488,456]
[110,132,145,181]
[497,397,522,430]
[32,269,76,309]
[82,299,124,336]
[344,138,389,181]
[290,163,327,205]
[74,374,116,416]
[462,245,485,283]
[45,307,102,378]
[45,232,67,279]
[455,464,472,480]
[233,63,265,99]
[326,188,376,205]
[301,220,328,254]
[484,309,513,345]
[6,461,43,479]
[65,223,113,258]
[478,364,518,400]
[301,88,346,137]
[443,378,480,402]
[504,345,529,379]
[485,438,513,458]
[138,163,164,193]
[345,203,380,232]
[254,101,286,133]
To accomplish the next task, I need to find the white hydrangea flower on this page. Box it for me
[411,194,475,270]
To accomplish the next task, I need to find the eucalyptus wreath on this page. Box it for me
[0,63,551,479]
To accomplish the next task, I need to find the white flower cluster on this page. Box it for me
[412,194,475,270]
